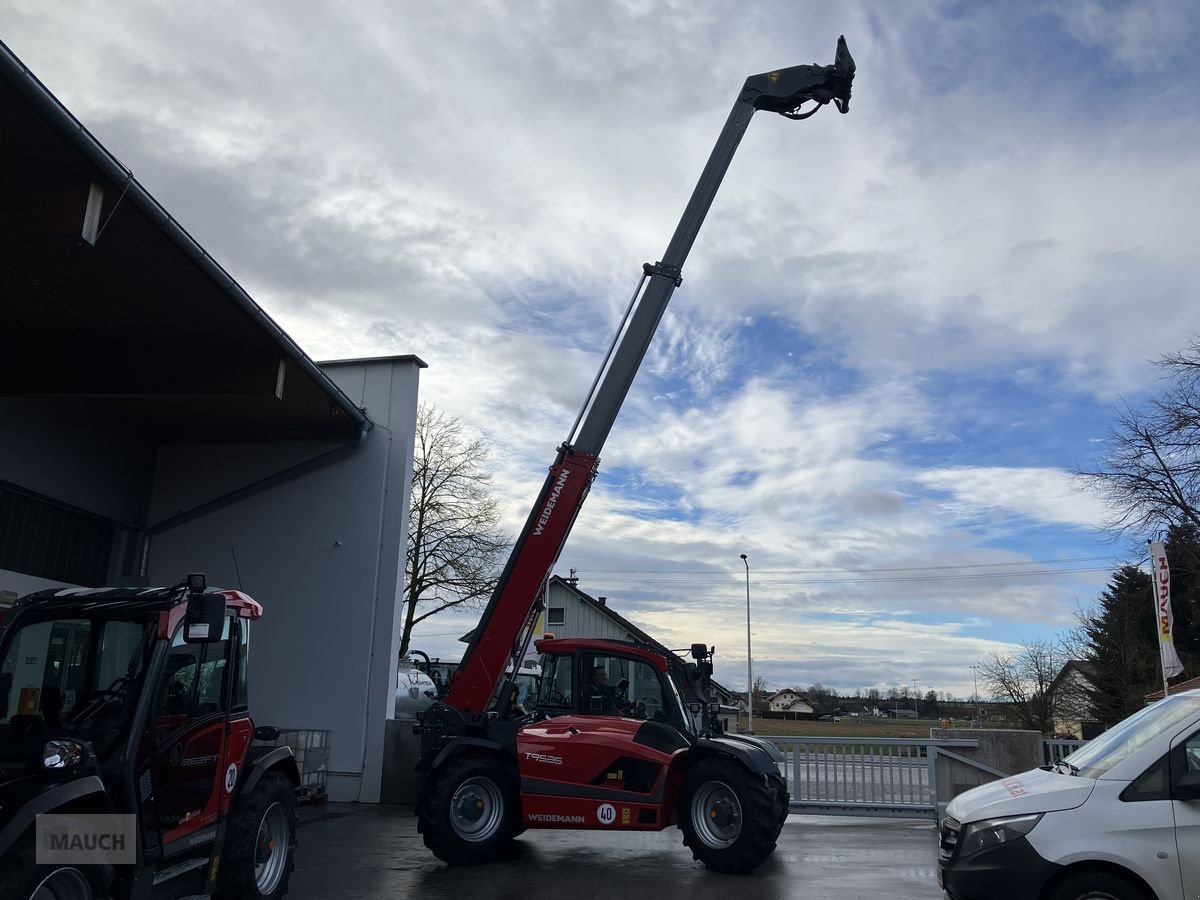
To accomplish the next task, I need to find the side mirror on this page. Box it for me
[254,725,280,742]
[184,593,225,643]
[1176,769,1200,800]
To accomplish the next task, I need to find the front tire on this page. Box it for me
[216,771,298,900]
[1047,871,1148,900]
[0,839,110,900]
[417,753,518,864]
[678,758,783,874]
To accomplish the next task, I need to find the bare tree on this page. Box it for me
[1078,338,1200,537]
[401,404,510,657]
[978,638,1071,734]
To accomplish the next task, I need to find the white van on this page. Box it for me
[938,689,1200,900]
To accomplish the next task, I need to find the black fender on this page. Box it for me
[0,775,113,856]
[686,735,786,783]
[238,745,301,797]
[419,736,509,774]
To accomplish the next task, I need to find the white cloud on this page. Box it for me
[4,0,1172,693]
[1053,0,1200,72]
[914,467,1109,530]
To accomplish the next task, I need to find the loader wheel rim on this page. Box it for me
[254,801,290,895]
[31,867,92,900]
[450,776,505,842]
[691,780,742,849]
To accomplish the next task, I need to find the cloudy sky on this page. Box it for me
[8,0,1200,699]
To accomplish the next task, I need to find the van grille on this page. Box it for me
[939,816,960,862]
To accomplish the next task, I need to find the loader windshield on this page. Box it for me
[0,611,155,756]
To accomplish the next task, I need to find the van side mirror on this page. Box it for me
[184,593,226,643]
[1175,770,1200,801]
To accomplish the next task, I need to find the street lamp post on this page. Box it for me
[741,553,752,734]
[970,664,980,724]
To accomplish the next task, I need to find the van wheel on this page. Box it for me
[1048,871,1147,900]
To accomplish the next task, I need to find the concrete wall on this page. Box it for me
[147,359,419,802]
[930,728,1045,820]
[381,719,423,805]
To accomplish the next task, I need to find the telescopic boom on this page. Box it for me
[443,37,855,718]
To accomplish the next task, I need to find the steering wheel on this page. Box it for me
[614,681,631,708]
[546,689,569,706]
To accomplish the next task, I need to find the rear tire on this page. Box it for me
[216,771,298,900]
[1047,871,1148,900]
[678,758,782,874]
[417,753,518,865]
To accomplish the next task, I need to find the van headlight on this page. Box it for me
[959,814,1042,857]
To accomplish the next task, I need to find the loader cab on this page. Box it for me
[533,639,689,732]
[0,583,266,884]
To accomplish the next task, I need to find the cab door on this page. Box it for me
[138,616,234,854]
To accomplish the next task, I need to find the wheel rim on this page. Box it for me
[691,780,743,849]
[450,775,505,842]
[30,868,92,900]
[254,801,290,895]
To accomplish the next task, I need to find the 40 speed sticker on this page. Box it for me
[597,803,616,825]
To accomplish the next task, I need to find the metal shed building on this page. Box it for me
[0,40,422,801]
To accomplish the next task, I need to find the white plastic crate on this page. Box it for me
[254,728,329,802]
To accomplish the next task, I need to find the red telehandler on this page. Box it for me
[415,37,855,874]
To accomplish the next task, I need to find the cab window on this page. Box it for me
[537,654,572,710]
[152,616,232,737]
[232,620,249,712]
[579,655,668,720]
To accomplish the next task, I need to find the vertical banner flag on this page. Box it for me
[1150,541,1185,680]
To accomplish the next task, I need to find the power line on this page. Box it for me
[575,554,1119,577]
[587,565,1115,587]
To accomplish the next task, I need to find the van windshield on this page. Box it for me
[1066,693,1200,779]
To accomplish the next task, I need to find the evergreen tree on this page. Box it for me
[1163,522,1200,665]
[1083,565,1157,724]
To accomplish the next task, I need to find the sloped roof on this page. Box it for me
[0,38,381,443]
[766,688,804,702]
[547,576,735,699]
[1144,674,1200,702]
[1049,659,1101,696]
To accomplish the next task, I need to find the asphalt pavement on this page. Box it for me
[289,804,944,900]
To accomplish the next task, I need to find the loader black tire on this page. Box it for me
[215,771,297,900]
[417,752,519,865]
[679,758,782,874]
[770,780,790,840]
[0,837,111,900]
